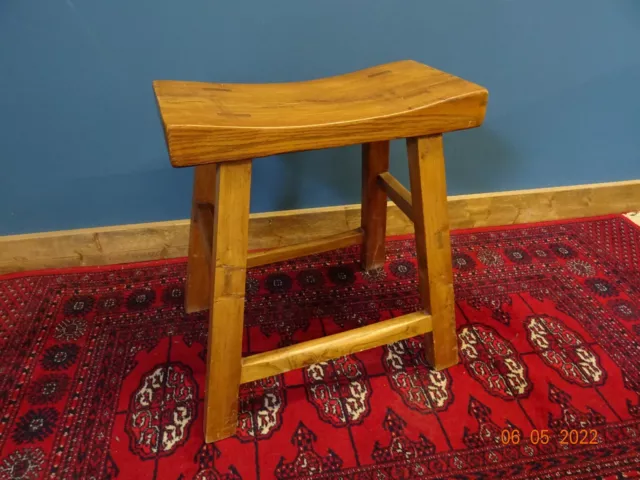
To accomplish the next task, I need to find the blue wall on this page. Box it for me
[1,0,639,235]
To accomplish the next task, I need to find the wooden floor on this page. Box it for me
[624,211,640,226]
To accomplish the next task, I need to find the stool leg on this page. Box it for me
[361,141,390,270]
[407,135,458,370]
[185,164,217,314]
[204,160,252,443]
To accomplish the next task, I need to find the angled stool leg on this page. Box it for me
[204,160,252,443]
[185,165,217,313]
[407,135,458,370]
[361,141,390,270]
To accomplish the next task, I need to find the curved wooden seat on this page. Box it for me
[153,60,488,166]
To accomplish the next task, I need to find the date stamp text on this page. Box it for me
[500,429,599,445]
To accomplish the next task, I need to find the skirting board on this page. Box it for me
[1,179,639,274]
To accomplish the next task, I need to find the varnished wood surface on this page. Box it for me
[203,160,252,443]
[153,60,488,166]
[361,141,390,270]
[195,203,214,263]
[2,180,640,274]
[378,172,414,222]
[408,135,458,370]
[247,228,363,269]
[185,165,216,313]
[240,311,432,384]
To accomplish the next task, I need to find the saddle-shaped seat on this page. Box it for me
[153,60,488,166]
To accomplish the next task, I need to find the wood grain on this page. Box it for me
[408,135,458,370]
[2,180,639,274]
[361,141,390,270]
[203,159,252,443]
[195,203,214,263]
[153,60,488,166]
[185,166,216,313]
[378,172,414,222]
[247,228,363,269]
[240,311,432,384]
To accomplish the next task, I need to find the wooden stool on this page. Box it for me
[153,60,488,443]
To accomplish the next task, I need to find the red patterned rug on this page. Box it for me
[1,215,640,480]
